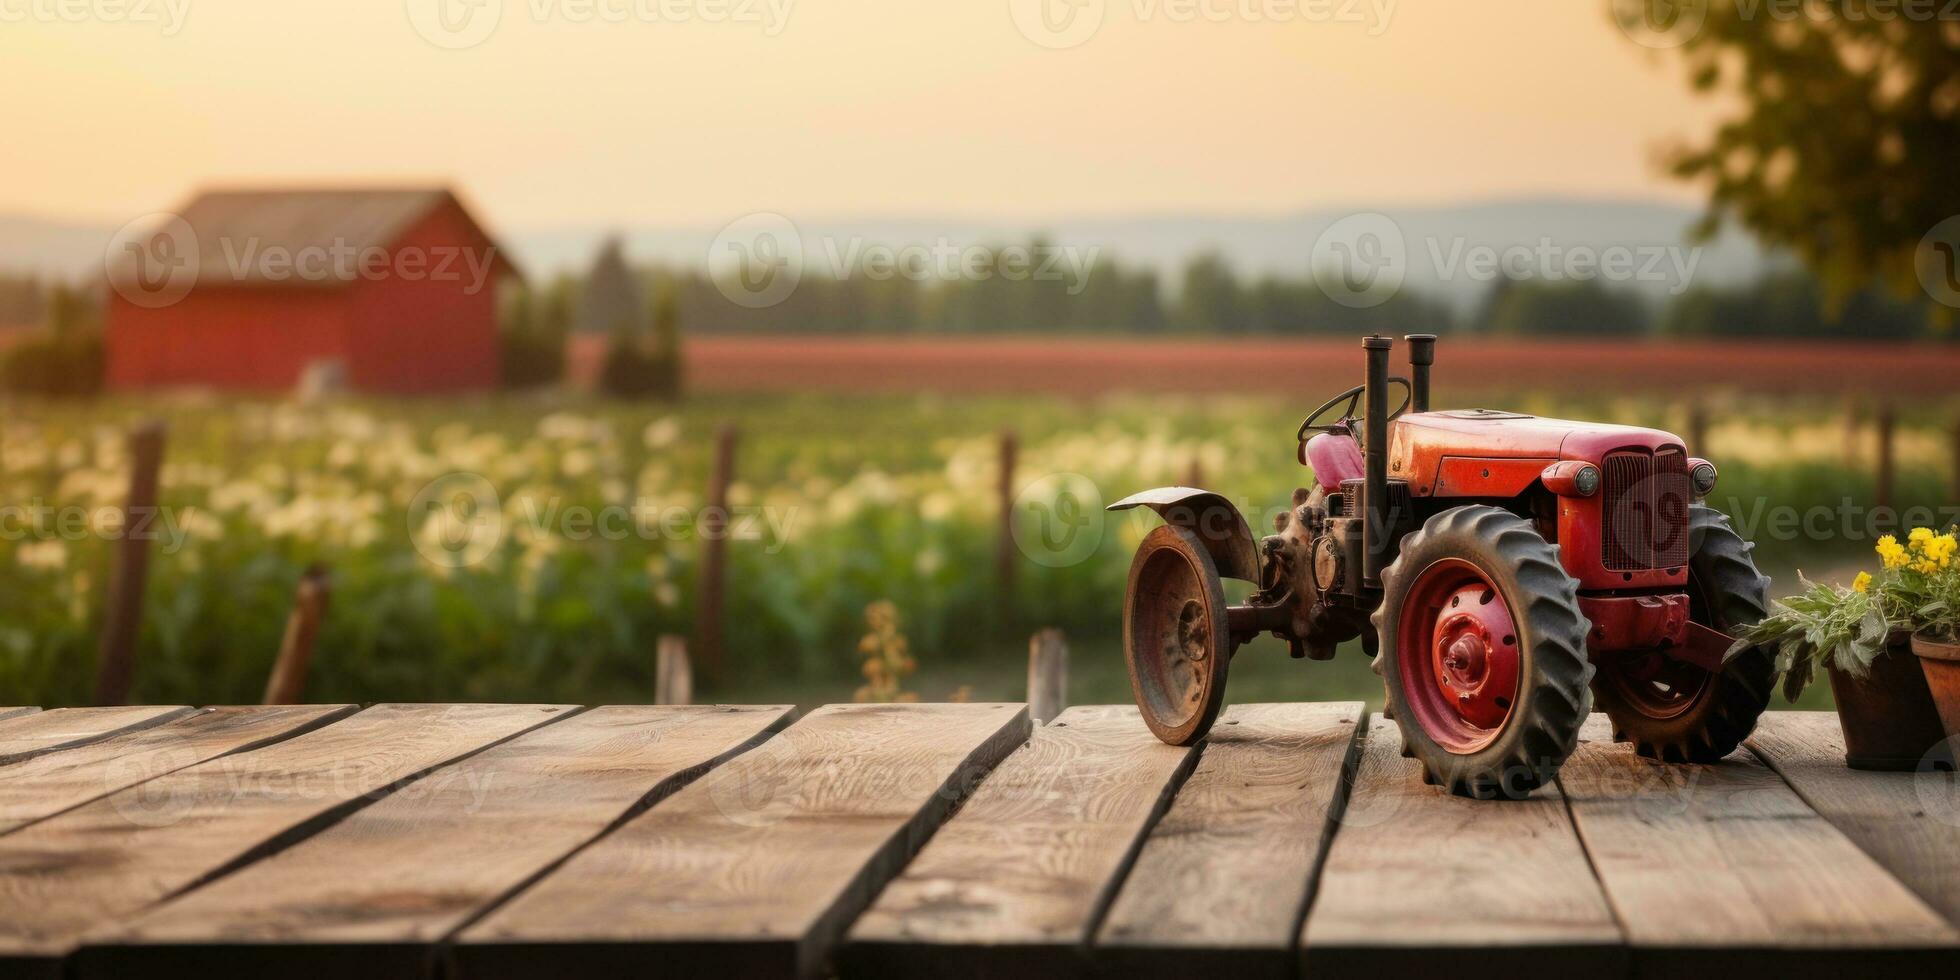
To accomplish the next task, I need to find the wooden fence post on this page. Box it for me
[1027,628,1069,725]
[694,424,737,684]
[1183,457,1205,490]
[94,420,165,706]
[1950,414,1960,505]
[1687,402,1709,455]
[263,564,331,705]
[997,430,1018,625]
[1875,405,1896,514]
[655,635,693,706]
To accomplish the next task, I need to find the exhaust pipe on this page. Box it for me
[1362,335,1392,589]
[1405,333,1436,413]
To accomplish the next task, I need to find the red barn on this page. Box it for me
[105,187,519,393]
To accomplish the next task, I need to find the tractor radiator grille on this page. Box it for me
[1600,448,1691,571]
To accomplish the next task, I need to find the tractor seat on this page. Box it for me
[1302,432,1364,487]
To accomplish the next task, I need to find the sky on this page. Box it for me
[0,0,1725,231]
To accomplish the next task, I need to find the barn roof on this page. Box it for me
[127,186,520,287]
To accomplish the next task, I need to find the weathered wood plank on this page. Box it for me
[76,705,794,979]
[0,706,192,766]
[1096,702,1363,980]
[0,705,355,835]
[454,702,1030,980]
[0,703,571,975]
[841,704,1200,978]
[1561,714,1958,979]
[0,709,38,724]
[1301,715,1622,980]
[1748,711,1960,929]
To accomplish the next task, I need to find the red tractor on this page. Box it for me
[1112,335,1775,798]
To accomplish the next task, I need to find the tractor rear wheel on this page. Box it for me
[1122,524,1233,745]
[1374,506,1593,799]
[1591,505,1775,763]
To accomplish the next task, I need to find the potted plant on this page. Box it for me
[1889,528,1960,738]
[1726,534,1947,770]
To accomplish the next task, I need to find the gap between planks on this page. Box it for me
[1097,702,1365,980]
[77,704,797,980]
[0,703,577,977]
[453,702,1031,980]
[0,705,356,837]
[0,706,194,767]
[841,703,1209,979]
[1558,714,1957,980]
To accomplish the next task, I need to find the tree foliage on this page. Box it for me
[1628,2,1960,319]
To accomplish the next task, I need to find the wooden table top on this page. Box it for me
[0,702,1953,979]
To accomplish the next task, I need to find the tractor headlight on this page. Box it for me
[1573,464,1601,497]
[1690,460,1718,497]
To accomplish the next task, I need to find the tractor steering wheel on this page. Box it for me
[1296,378,1413,442]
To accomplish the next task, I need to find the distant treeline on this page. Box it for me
[570,245,1940,339]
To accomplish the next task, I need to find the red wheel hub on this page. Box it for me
[1397,559,1523,752]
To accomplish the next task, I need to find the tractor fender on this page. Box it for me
[1106,487,1261,582]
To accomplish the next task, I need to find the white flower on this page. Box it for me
[17,540,66,571]
[643,417,681,450]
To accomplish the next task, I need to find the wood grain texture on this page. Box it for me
[77,705,794,979]
[0,705,354,835]
[1560,714,1958,979]
[454,702,1030,980]
[1097,702,1363,980]
[0,706,192,766]
[1301,715,1623,980]
[1748,711,1960,929]
[0,703,571,975]
[0,709,38,724]
[842,705,1199,978]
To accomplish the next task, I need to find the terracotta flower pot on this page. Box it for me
[1912,631,1960,740]
[1828,632,1949,771]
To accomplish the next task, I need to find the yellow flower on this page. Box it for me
[1909,526,1935,549]
[1916,559,1941,575]
[1925,533,1958,565]
[1877,535,1909,569]
[1852,571,1872,594]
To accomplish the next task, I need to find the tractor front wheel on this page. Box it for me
[1374,506,1593,799]
[1591,505,1775,762]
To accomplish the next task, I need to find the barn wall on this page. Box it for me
[105,287,347,391]
[344,200,503,393]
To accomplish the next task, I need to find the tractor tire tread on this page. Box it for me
[1372,505,1594,800]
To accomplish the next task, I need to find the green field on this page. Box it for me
[1,391,1951,711]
